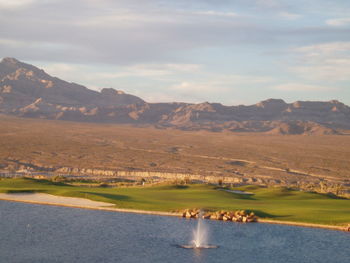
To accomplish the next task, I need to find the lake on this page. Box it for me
[0,201,349,263]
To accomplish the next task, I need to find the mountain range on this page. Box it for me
[1,57,349,134]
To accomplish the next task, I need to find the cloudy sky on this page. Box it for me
[1,0,350,105]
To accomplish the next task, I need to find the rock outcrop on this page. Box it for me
[181,209,258,223]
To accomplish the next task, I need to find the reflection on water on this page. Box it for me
[0,201,349,263]
[193,247,203,262]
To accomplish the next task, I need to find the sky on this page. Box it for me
[1,0,350,105]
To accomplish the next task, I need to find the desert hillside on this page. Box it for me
[1,57,349,134]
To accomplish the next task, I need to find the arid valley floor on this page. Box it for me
[1,115,349,197]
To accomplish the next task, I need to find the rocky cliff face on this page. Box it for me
[1,57,349,134]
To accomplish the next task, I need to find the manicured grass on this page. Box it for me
[0,178,349,226]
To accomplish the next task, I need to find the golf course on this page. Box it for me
[0,178,349,227]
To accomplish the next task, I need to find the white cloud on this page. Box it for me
[38,59,274,103]
[293,63,350,82]
[140,92,182,103]
[194,10,237,17]
[171,74,273,92]
[162,64,202,72]
[326,17,350,26]
[42,63,84,78]
[168,81,227,103]
[2,0,348,105]
[33,62,102,86]
[2,0,325,66]
[0,0,35,9]
[217,75,273,84]
[271,83,334,92]
[171,81,219,93]
[77,8,238,29]
[169,74,274,102]
[295,42,350,54]
[75,13,179,27]
[279,12,301,20]
[0,38,24,47]
[292,42,350,81]
[255,0,281,8]
[95,63,202,79]
[0,38,87,54]
[44,63,77,73]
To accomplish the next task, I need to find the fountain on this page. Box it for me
[180,212,218,249]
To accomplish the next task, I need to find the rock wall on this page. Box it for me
[55,166,263,184]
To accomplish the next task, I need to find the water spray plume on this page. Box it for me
[180,211,218,249]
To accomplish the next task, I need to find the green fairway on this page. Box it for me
[0,178,349,226]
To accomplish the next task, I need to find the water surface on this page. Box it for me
[0,201,349,263]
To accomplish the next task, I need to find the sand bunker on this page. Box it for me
[0,192,115,208]
[219,189,254,195]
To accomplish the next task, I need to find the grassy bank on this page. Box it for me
[0,178,349,226]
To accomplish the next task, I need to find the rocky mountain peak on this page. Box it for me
[99,88,145,105]
[256,98,286,107]
[192,102,216,112]
[1,57,36,72]
[100,88,125,96]
[0,57,49,80]
[1,57,20,65]
[1,57,349,134]
[255,99,287,114]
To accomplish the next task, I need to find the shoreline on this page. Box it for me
[257,219,347,232]
[0,193,182,217]
[0,193,348,232]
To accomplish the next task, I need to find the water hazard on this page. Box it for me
[0,201,349,263]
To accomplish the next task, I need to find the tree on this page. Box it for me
[218,179,223,186]
[141,178,146,186]
[52,175,65,182]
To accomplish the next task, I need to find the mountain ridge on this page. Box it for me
[1,57,349,134]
